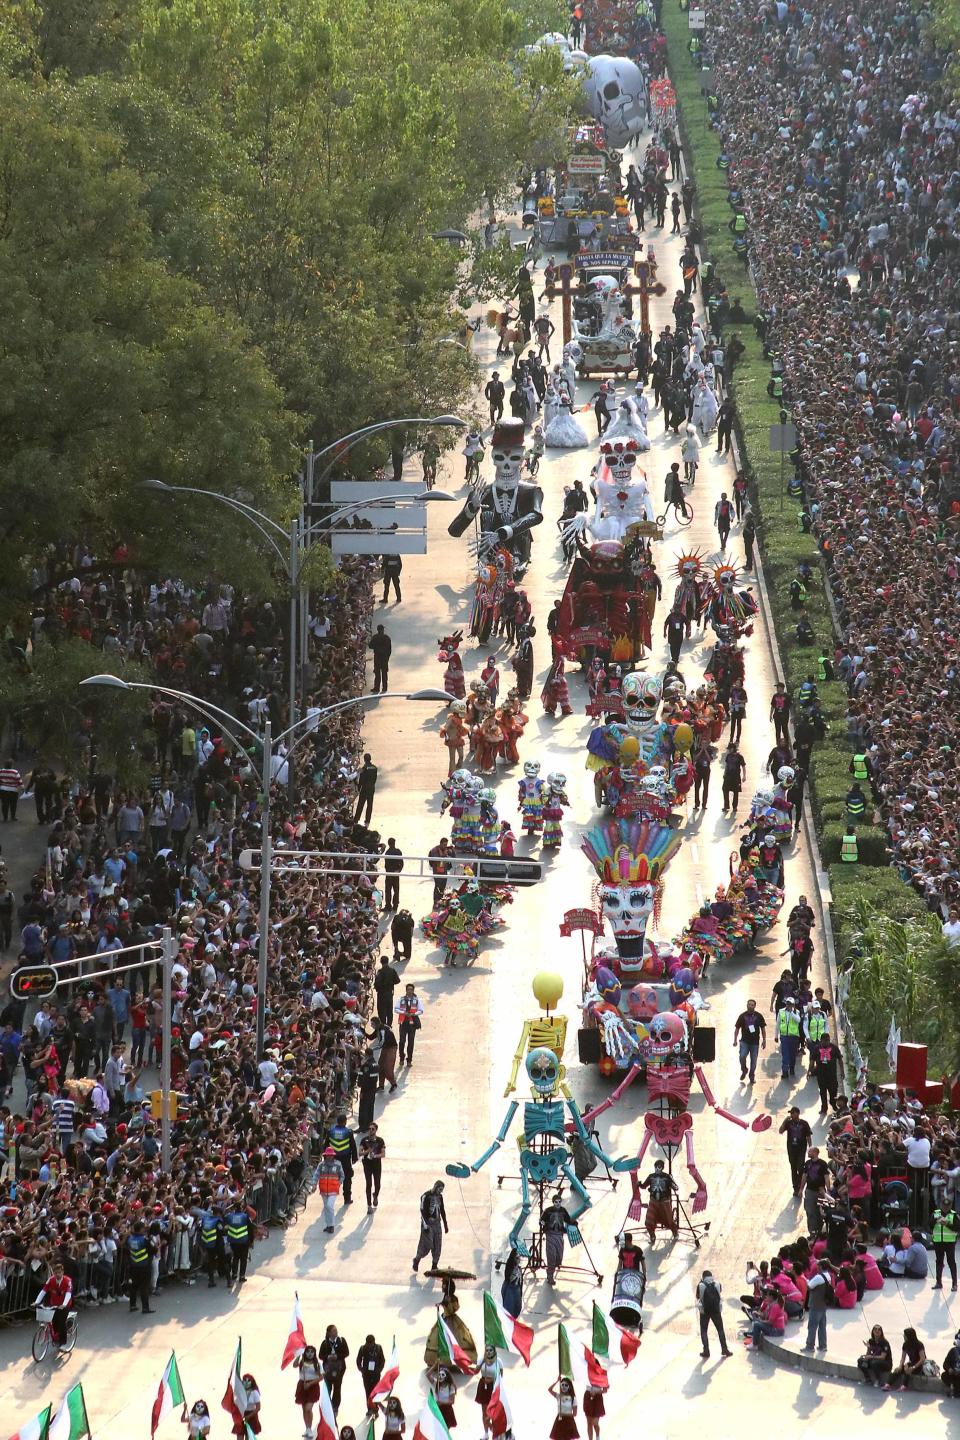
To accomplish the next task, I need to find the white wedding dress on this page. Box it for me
[602,397,652,450]
[545,395,590,448]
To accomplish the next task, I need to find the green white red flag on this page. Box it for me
[369,1335,400,1400]
[8,1405,51,1440]
[315,1381,339,1440]
[281,1292,307,1369]
[557,1322,608,1388]
[591,1301,640,1365]
[151,1352,187,1435]
[48,1387,89,1440]
[221,1340,250,1435]
[437,1313,478,1374]
[483,1291,533,1365]
[484,1365,514,1437]
[412,1391,452,1440]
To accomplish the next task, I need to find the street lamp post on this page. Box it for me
[143,463,459,726]
[80,675,448,1059]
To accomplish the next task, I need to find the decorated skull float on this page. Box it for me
[584,55,646,148]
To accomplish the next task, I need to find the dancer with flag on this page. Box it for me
[426,1365,458,1431]
[546,1376,579,1440]
[186,1402,212,1438]
[482,1291,533,1365]
[281,1293,308,1370]
[151,1353,187,1437]
[293,1343,323,1439]
[475,1346,499,1437]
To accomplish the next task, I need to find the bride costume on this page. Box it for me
[543,378,561,429]
[692,379,719,436]
[544,388,590,448]
[602,396,651,451]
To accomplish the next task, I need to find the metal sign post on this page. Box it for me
[769,411,798,510]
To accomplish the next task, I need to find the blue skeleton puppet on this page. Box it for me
[446,1046,638,1257]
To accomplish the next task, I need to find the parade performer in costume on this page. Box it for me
[459,775,484,854]
[440,702,469,777]
[542,773,570,850]
[498,690,528,765]
[449,419,544,575]
[544,388,590,449]
[475,710,504,774]
[672,552,705,638]
[439,633,466,700]
[603,396,651,449]
[442,769,470,850]
[565,440,653,547]
[700,560,758,641]
[472,548,515,645]
[480,788,501,856]
[518,760,545,834]
[541,638,574,717]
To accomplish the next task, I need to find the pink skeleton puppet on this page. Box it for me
[579,1007,771,1215]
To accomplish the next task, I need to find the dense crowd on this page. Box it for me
[0,553,386,1313]
[704,0,960,908]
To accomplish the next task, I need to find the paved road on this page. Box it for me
[0,158,937,1439]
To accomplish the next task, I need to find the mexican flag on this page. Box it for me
[368,1335,400,1401]
[356,1418,376,1440]
[281,1293,307,1370]
[591,1301,640,1366]
[437,1313,478,1374]
[483,1291,533,1366]
[557,1322,608,1389]
[49,1387,89,1440]
[485,1367,514,1437]
[151,1353,187,1436]
[8,1405,51,1440]
[221,1340,249,1434]
[412,1392,452,1440]
[315,1381,339,1440]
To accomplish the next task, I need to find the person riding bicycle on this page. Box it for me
[463,429,485,482]
[37,1261,72,1346]
[422,434,440,489]
[664,461,690,519]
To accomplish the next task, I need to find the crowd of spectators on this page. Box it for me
[704,0,960,909]
[0,551,387,1315]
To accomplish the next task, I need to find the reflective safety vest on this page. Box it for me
[127,1233,149,1268]
[718,153,730,170]
[733,214,747,234]
[846,793,866,819]
[817,655,828,680]
[806,1012,827,1043]
[933,1210,959,1244]
[798,681,815,704]
[777,1010,801,1038]
[770,375,783,397]
[852,753,868,781]
[840,833,859,863]
[226,1211,250,1246]
[200,1215,221,1249]
[329,1126,353,1162]
[314,1161,342,1195]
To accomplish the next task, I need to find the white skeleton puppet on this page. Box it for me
[583,56,647,148]
[565,439,652,545]
[448,419,543,575]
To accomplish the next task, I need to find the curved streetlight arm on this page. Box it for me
[79,676,262,750]
[310,415,465,499]
[142,481,289,564]
[310,490,455,533]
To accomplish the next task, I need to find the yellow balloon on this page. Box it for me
[532,972,564,1010]
[619,735,639,763]
[674,722,693,754]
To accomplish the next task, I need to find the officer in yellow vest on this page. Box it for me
[851,751,869,782]
[767,373,784,399]
[932,1206,959,1289]
[845,783,867,826]
[840,832,859,863]
[776,997,801,1078]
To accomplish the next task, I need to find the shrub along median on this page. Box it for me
[659,7,928,988]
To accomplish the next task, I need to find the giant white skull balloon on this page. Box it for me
[584,56,646,148]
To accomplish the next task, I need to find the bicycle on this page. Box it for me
[523,450,541,479]
[658,500,694,530]
[33,1306,78,1363]
[465,451,484,486]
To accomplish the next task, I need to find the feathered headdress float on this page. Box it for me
[581,817,681,927]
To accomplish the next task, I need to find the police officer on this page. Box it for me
[195,1203,226,1288]
[328,1114,359,1205]
[226,1202,252,1284]
[776,997,802,1079]
[127,1221,156,1314]
[932,1205,960,1291]
[845,782,867,826]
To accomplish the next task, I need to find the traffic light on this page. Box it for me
[9,965,58,1000]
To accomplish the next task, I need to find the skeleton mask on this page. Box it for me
[777,766,795,786]
[646,1010,687,1058]
[525,1045,561,1095]
[491,442,524,494]
[523,761,541,779]
[600,880,654,958]
[584,55,646,147]
[621,672,661,733]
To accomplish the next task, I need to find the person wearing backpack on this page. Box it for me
[696,1270,732,1358]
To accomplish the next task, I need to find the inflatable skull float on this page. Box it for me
[584,56,646,148]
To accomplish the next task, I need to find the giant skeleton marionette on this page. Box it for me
[448,419,544,578]
[445,973,639,1260]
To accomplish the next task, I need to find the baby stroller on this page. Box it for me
[879,1178,910,1232]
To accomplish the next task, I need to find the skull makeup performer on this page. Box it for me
[448,419,544,577]
[541,773,570,851]
[439,632,466,700]
[672,552,705,639]
[518,760,546,835]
